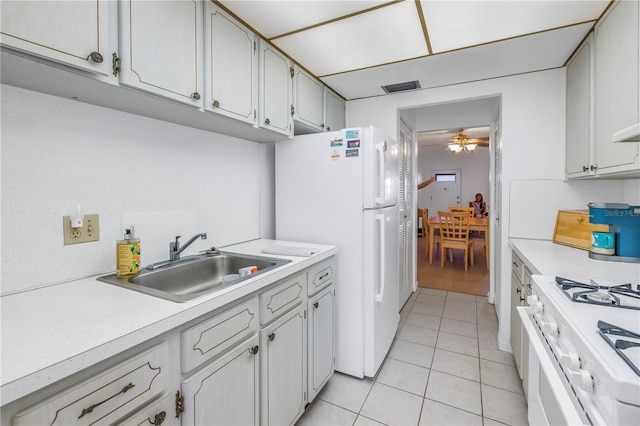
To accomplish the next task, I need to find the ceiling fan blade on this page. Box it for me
[473,137,489,142]
[476,142,489,147]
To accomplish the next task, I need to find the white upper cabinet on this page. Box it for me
[204,2,257,124]
[117,0,203,107]
[593,0,639,174]
[0,0,111,75]
[259,39,293,136]
[565,34,593,178]
[324,88,346,133]
[293,65,325,133]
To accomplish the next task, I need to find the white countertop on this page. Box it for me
[0,239,338,406]
[509,238,640,284]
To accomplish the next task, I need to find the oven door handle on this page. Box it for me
[517,306,588,426]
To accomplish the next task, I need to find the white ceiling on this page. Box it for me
[217,0,610,101]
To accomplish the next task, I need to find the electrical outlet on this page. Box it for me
[63,213,100,245]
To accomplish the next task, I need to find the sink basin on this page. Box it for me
[98,252,291,302]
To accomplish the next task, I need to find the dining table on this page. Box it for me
[427,215,490,269]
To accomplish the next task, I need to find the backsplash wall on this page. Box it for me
[1,84,269,295]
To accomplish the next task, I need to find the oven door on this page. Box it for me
[517,307,588,426]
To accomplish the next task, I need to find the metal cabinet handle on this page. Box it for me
[326,127,331,131]
[582,165,588,172]
[519,296,526,303]
[313,302,319,309]
[213,99,220,107]
[516,288,522,294]
[89,51,103,63]
[590,164,598,171]
[191,92,201,100]
[78,382,135,419]
[265,118,271,125]
[249,345,259,354]
[268,332,275,342]
[150,411,167,425]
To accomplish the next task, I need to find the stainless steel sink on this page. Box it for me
[97,252,291,302]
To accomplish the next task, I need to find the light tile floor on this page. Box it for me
[297,288,529,426]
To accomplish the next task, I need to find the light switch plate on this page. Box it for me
[63,213,100,245]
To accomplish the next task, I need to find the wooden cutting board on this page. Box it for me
[553,210,609,250]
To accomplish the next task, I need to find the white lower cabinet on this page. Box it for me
[181,335,260,426]
[308,285,335,402]
[5,256,336,426]
[12,343,170,426]
[260,306,307,426]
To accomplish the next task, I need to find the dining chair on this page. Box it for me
[449,206,474,216]
[438,210,474,271]
[450,206,486,261]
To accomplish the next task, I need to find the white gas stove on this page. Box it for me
[520,275,640,425]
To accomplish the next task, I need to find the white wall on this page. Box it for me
[1,84,274,295]
[347,69,569,350]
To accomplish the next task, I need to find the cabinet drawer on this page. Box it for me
[13,343,169,426]
[511,252,523,279]
[523,266,532,290]
[260,274,305,325]
[307,259,335,296]
[119,392,178,426]
[181,298,259,373]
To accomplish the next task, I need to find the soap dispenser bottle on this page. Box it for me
[116,226,141,278]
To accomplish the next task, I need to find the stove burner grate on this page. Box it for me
[598,321,640,377]
[555,277,640,311]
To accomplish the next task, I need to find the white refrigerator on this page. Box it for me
[275,126,399,378]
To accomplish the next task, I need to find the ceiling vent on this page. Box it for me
[381,80,421,93]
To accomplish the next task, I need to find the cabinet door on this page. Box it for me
[260,306,307,426]
[566,35,593,178]
[204,3,257,124]
[510,271,524,377]
[118,0,202,107]
[594,0,640,173]
[293,66,324,133]
[324,88,346,132]
[181,335,260,426]
[308,286,335,403]
[0,0,110,75]
[259,39,292,136]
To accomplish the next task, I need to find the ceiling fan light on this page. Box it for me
[465,143,477,152]
[448,143,462,154]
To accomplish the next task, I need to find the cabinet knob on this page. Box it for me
[590,164,598,171]
[89,51,103,63]
[313,302,319,309]
[191,92,201,100]
[265,118,271,125]
[249,345,259,355]
[151,411,167,425]
[327,127,331,131]
[213,99,220,107]
[268,332,275,342]
[582,165,588,172]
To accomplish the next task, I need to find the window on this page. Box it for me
[435,173,456,182]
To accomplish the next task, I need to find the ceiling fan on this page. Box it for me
[447,128,489,155]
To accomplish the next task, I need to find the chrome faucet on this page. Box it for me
[169,233,207,261]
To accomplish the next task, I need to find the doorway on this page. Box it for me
[403,96,500,299]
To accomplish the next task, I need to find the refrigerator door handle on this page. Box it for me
[376,213,385,303]
[375,143,385,205]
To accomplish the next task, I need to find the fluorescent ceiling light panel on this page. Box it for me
[218,0,389,39]
[272,1,427,76]
[421,0,608,53]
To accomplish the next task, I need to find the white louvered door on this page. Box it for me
[398,120,415,308]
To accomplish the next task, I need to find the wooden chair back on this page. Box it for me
[438,211,470,242]
[449,206,474,217]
